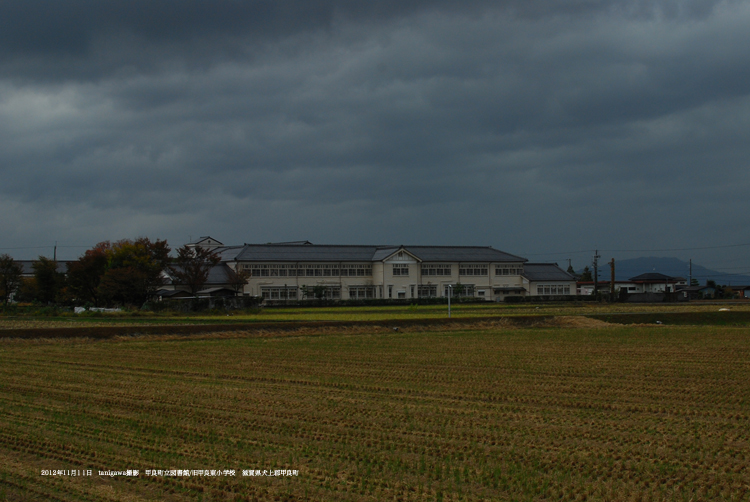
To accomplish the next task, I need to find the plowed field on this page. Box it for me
[1,324,749,501]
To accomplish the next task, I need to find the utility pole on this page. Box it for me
[689,259,692,285]
[447,285,452,318]
[53,241,57,261]
[593,250,601,298]
[609,258,615,301]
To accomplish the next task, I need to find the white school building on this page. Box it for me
[182,238,576,301]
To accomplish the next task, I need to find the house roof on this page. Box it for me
[154,289,194,298]
[189,236,223,246]
[629,273,683,282]
[197,287,237,296]
[522,263,576,282]
[224,243,526,263]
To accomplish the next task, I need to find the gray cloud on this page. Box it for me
[1,0,749,272]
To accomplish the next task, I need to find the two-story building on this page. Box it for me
[191,238,529,301]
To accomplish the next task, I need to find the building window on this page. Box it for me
[393,264,409,276]
[261,287,298,300]
[421,264,451,276]
[495,265,523,276]
[459,264,488,276]
[299,286,340,300]
[536,284,571,295]
[341,264,372,277]
[445,284,474,297]
[418,285,437,298]
[349,286,376,299]
[323,287,341,299]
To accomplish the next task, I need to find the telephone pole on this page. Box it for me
[593,250,601,298]
[609,258,615,301]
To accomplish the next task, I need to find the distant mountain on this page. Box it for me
[579,257,750,286]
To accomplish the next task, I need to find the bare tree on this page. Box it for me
[228,267,250,295]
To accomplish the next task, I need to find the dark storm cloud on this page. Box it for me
[0,0,733,80]
[1,0,750,270]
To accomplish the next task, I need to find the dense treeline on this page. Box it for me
[2,238,228,308]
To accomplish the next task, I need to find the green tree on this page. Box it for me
[580,266,593,282]
[690,278,699,286]
[453,283,466,298]
[32,256,65,304]
[13,277,37,303]
[66,242,110,307]
[98,238,170,306]
[167,245,222,297]
[300,285,327,300]
[567,263,575,275]
[0,254,23,305]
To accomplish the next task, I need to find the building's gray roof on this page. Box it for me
[214,246,245,261]
[371,247,401,261]
[522,263,576,282]
[404,246,526,263]
[225,243,526,263]
[233,244,381,262]
[166,263,238,285]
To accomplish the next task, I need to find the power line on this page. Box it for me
[0,245,90,250]
[524,241,750,257]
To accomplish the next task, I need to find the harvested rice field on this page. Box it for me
[1,323,749,501]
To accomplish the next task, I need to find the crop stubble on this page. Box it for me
[0,324,749,501]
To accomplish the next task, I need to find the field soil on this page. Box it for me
[1,322,749,501]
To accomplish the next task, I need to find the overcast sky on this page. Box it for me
[2,0,750,273]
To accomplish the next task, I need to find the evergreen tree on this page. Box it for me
[580,266,593,282]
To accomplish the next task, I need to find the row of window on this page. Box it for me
[249,266,372,277]
[260,284,487,299]
[496,266,523,276]
[245,263,523,278]
[422,264,453,276]
[459,265,489,276]
[536,285,572,295]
